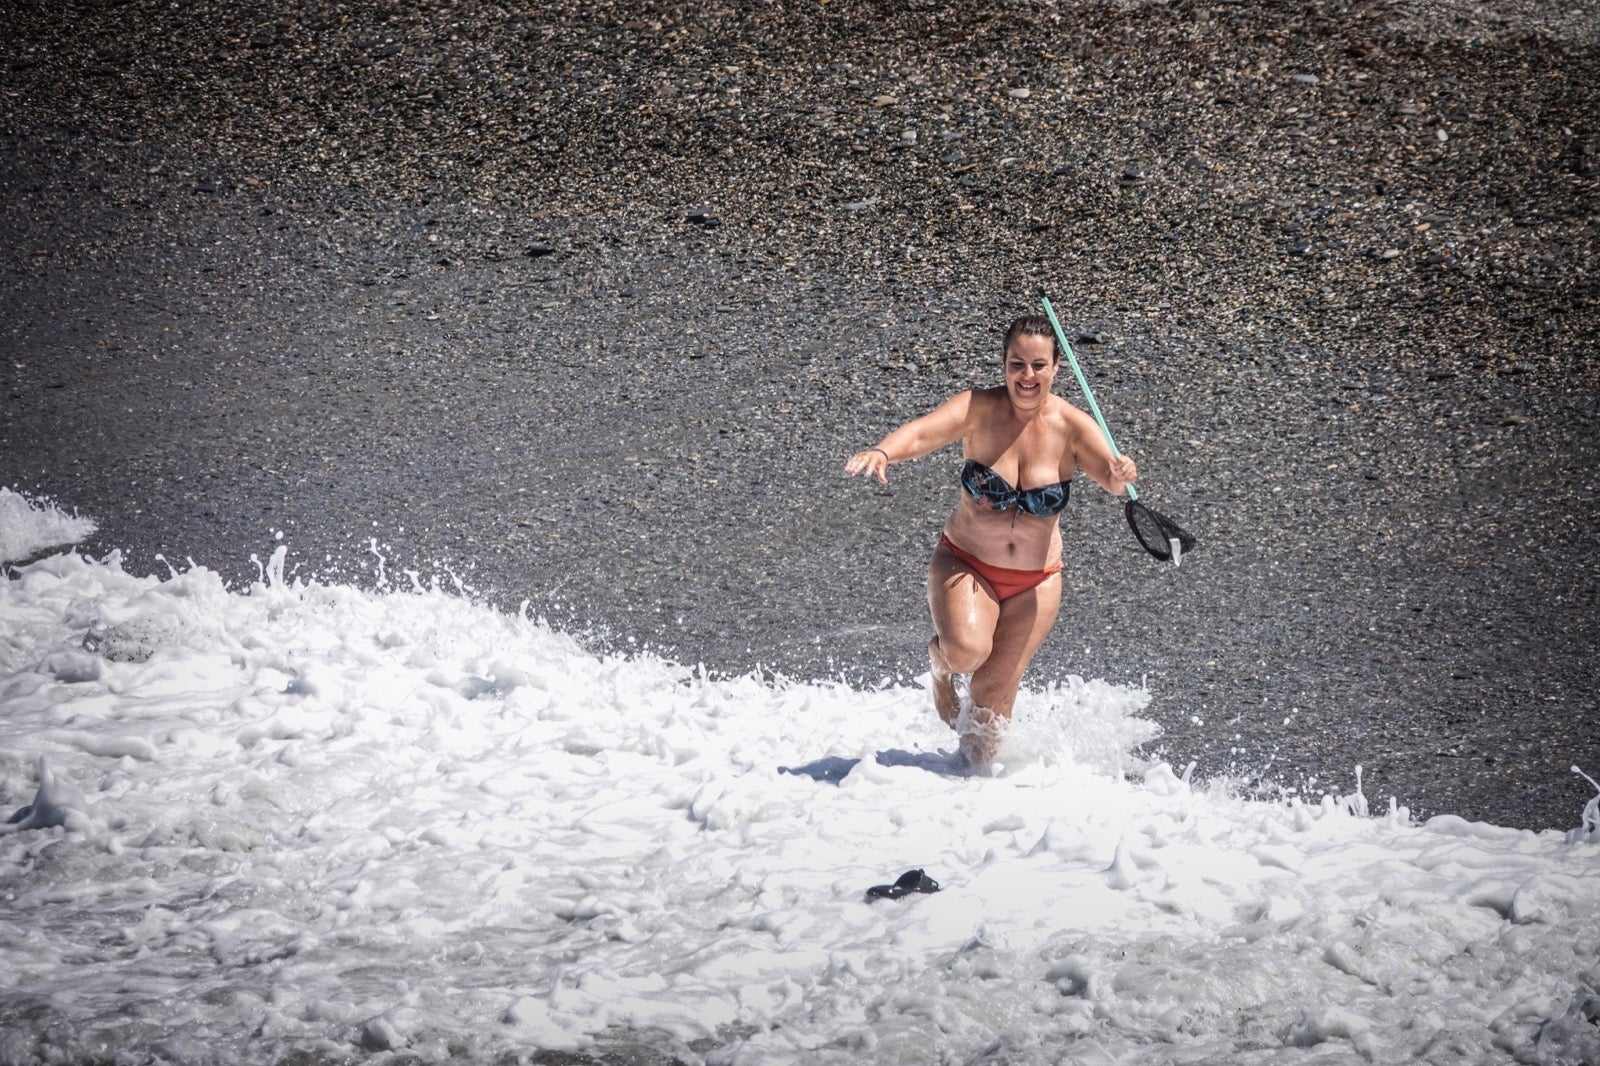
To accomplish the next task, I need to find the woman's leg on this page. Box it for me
[926,540,1000,727]
[960,576,1062,764]
[970,573,1062,720]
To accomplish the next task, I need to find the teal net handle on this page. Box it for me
[1040,296,1140,503]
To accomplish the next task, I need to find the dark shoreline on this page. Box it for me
[3,0,1597,831]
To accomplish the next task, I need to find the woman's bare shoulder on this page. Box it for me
[935,387,984,415]
[959,385,1006,415]
[1052,396,1097,431]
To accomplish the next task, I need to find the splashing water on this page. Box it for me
[0,488,96,565]
[1,492,1598,1066]
[952,701,1008,769]
[1572,766,1600,845]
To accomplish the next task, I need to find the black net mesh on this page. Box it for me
[1126,501,1196,561]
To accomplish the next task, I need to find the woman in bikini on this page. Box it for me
[844,314,1137,767]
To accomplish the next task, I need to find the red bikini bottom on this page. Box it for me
[937,534,1062,602]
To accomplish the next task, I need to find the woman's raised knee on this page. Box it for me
[934,632,991,675]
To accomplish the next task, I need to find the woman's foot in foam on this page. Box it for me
[955,703,1007,769]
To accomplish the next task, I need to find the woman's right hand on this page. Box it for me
[845,447,890,485]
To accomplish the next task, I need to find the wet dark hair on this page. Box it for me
[1002,315,1061,361]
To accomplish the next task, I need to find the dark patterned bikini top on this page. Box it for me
[961,459,1072,518]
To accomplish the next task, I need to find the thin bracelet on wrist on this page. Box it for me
[870,447,890,461]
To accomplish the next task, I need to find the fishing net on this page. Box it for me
[1040,295,1199,566]
[1126,499,1196,563]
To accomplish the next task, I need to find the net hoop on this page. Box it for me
[1126,500,1196,562]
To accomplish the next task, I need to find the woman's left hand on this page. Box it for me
[1111,454,1138,487]
[845,448,890,485]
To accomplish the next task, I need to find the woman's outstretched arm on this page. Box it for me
[844,391,975,485]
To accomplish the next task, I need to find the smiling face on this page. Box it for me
[1003,331,1059,412]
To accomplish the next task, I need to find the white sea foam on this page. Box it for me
[1,492,1597,1065]
[0,487,96,565]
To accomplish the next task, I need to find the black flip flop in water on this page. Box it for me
[866,868,941,902]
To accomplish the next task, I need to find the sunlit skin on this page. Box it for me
[845,325,1137,766]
